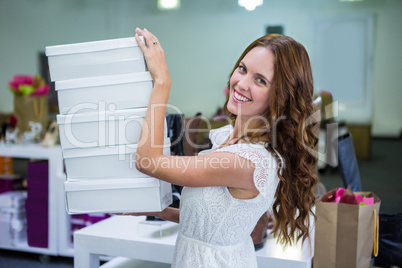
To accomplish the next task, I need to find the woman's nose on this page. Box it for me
[237,75,251,91]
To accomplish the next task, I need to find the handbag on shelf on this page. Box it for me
[251,211,273,251]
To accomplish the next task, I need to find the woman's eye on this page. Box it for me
[257,78,266,85]
[238,66,246,73]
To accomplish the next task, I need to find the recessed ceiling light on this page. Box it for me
[238,0,263,11]
[157,0,180,10]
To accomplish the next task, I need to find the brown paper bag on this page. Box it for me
[14,95,48,137]
[314,190,381,268]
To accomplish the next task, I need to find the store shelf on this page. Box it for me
[1,240,53,255]
[0,143,73,257]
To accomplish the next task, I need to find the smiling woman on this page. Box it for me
[129,28,317,268]
[224,34,318,246]
[227,46,274,120]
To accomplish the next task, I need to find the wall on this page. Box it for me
[0,0,401,136]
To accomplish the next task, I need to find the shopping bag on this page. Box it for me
[14,95,48,137]
[314,189,381,268]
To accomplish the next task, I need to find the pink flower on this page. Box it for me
[8,75,33,93]
[8,74,49,96]
[30,85,50,96]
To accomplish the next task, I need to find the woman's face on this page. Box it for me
[227,47,274,121]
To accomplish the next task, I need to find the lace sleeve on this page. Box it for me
[215,143,279,198]
[209,125,233,148]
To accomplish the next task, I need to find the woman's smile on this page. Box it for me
[233,89,252,103]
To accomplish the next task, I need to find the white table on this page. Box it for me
[74,216,314,268]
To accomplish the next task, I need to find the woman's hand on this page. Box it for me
[135,28,171,88]
[113,211,164,218]
[112,206,180,224]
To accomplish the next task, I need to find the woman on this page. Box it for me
[130,28,318,267]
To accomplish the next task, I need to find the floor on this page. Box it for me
[0,138,400,267]
[319,138,402,214]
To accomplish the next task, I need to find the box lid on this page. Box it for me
[57,107,147,124]
[45,36,144,56]
[64,178,160,192]
[55,72,152,91]
[0,191,27,208]
[62,138,171,159]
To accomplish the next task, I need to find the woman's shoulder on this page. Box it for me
[215,143,280,198]
[208,125,280,171]
[217,142,276,163]
[209,124,233,147]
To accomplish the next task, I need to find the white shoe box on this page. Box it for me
[0,191,27,246]
[63,139,171,180]
[55,72,153,115]
[0,191,27,208]
[64,177,172,214]
[45,37,146,81]
[57,108,167,150]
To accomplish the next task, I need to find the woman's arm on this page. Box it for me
[135,28,170,160]
[118,206,180,224]
[134,29,258,196]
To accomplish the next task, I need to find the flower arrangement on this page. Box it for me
[8,75,49,97]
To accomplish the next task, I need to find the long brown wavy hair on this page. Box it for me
[224,34,318,246]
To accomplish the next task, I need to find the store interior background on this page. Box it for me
[0,0,401,138]
[0,0,401,266]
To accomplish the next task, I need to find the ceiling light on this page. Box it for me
[157,0,180,10]
[238,0,263,11]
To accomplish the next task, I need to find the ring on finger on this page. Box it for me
[153,41,158,45]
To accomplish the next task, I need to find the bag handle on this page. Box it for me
[33,97,45,119]
[373,209,379,257]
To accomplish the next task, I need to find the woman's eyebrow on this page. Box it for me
[256,73,271,84]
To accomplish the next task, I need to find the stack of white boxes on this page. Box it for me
[45,37,172,214]
[0,191,27,246]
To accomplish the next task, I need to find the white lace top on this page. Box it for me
[172,125,280,267]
